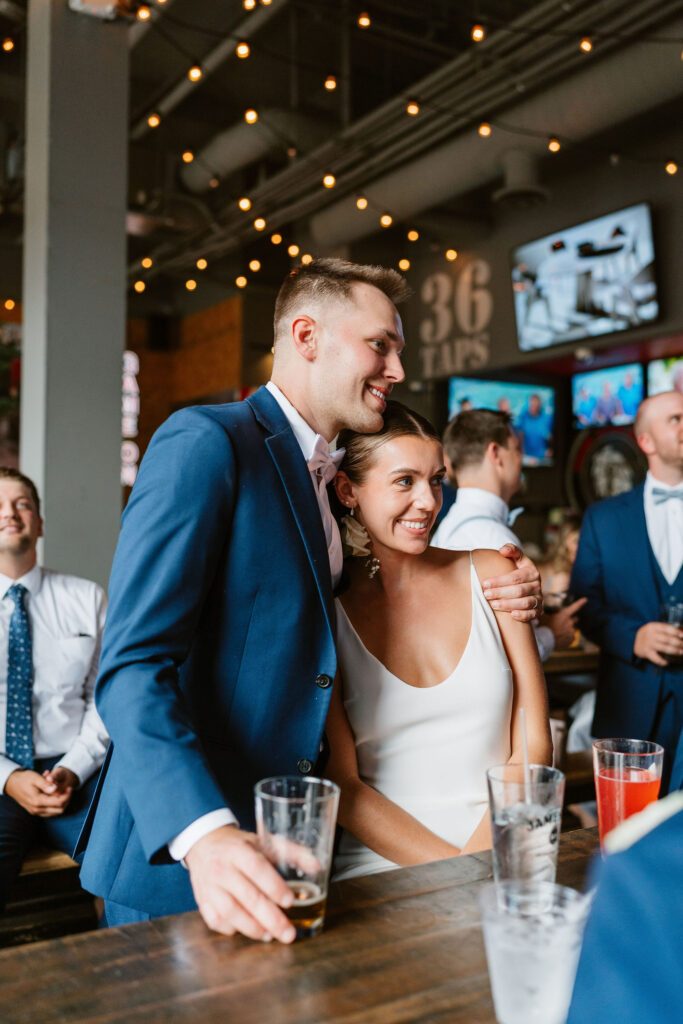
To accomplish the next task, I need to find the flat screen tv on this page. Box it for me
[571,363,643,427]
[512,203,658,351]
[448,377,555,466]
[647,356,683,397]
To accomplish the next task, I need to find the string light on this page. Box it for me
[3,38,15,52]
[471,24,485,42]
[182,150,194,163]
[261,0,273,6]
[270,233,283,244]
[137,5,151,21]
[548,136,561,152]
[244,108,258,124]
[580,37,593,53]
[358,13,371,28]
[238,197,252,211]
[185,279,197,291]
[4,299,15,311]
[301,254,314,265]
[407,230,419,242]
[356,196,368,210]
[236,275,248,288]
[236,41,250,58]
[287,146,298,158]
[209,177,219,188]
[134,280,146,293]
[243,0,256,8]
[196,258,208,270]
[288,244,300,257]
[398,259,410,271]
[478,121,492,137]
[323,173,336,188]
[325,75,337,91]
[380,213,393,227]
[249,259,261,271]
[665,161,678,175]
[155,0,168,5]
[141,257,153,269]
[445,249,458,261]
[406,100,420,116]
[147,113,161,128]
[188,65,202,82]
[253,217,267,230]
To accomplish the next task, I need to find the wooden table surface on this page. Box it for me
[543,647,600,675]
[0,828,599,1024]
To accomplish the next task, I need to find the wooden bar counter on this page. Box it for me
[0,828,599,1024]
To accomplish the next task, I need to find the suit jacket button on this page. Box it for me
[297,759,313,775]
[316,673,332,689]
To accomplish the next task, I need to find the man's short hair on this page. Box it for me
[0,467,41,515]
[273,257,411,345]
[443,408,514,472]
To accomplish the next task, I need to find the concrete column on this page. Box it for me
[21,1,128,588]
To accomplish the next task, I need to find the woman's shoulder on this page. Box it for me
[470,547,516,583]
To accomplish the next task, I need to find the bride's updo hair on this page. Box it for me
[338,401,441,484]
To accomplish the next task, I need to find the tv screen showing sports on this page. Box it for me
[647,356,683,397]
[448,377,555,466]
[572,363,643,427]
[512,203,658,351]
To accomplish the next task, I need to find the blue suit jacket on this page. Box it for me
[77,388,338,915]
[567,804,683,1023]
[570,484,667,738]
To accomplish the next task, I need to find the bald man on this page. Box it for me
[571,391,683,793]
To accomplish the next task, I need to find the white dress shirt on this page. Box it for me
[0,565,108,792]
[431,488,555,661]
[643,472,683,585]
[168,382,344,861]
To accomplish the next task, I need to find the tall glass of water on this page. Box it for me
[487,764,565,882]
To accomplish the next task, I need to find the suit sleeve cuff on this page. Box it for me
[534,624,556,662]
[0,755,21,794]
[168,808,239,863]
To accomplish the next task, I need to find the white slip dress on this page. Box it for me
[333,553,513,881]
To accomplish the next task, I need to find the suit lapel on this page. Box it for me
[618,484,659,610]
[247,388,335,633]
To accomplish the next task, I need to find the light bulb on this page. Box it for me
[323,174,336,188]
[325,75,337,91]
[288,244,300,257]
[406,101,420,116]
[4,299,16,310]
[445,249,458,262]
[358,13,371,28]
[380,213,393,227]
[270,233,283,245]
[253,217,266,231]
[196,258,208,270]
[188,65,202,82]
[478,121,492,137]
[398,259,410,271]
[209,177,219,188]
[665,161,678,175]
[249,259,261,272]
[141,257,153,269]
[244,108,258,124]
[134,280,146,293]
[243,0,256,8]
[471,24,485,42]
[147,113,161,128]
[548,137,561,153]
[236,42,250,58]
[238,197,252,211]
[356,196,368,210]
[235,276,248,288]
[301,254,313,265]
[580,37,592,53]
[407,230,419,242]
[182,150,194,163]
[137,5,151,21]
[2,37,15,52]
[185,279,197,292]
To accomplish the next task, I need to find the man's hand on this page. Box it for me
[185,825,297,944]
[634,622,683,667]
[543,597,588,650]
[42,765,80,794]
[4,768,74,817]
[484,545,544,622]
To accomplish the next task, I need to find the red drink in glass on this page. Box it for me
[595,766,661,844]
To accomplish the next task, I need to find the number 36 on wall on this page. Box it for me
[418,259,493,378]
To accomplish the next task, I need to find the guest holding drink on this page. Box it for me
[572,390,683,794]
[325,402,552,879]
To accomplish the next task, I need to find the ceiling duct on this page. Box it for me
[492,149,549,210]
[180,110,331,194]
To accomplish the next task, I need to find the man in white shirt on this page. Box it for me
[432,408,585,660]
[0,468,108,910]
[571,390,683,793]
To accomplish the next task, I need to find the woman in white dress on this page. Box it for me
[327,401,552,880]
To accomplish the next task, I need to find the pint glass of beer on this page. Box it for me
[255,776,340,938]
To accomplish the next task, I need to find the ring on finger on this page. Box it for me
[530,596,538,610]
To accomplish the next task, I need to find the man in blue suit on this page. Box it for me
[571,390,683,793]
[78,259,545,941]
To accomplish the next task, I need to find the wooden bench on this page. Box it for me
[1,847,98,948]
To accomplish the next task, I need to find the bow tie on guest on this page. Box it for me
[307,436,346,486]
[652,488,683,505]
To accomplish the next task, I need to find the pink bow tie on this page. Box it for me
[307,437,345,486]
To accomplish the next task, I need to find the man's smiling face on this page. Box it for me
[0,480,43,558]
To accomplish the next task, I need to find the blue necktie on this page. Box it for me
[652,488,683,505]
[5,583,34,769]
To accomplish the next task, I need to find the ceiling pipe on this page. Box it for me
[130,0,290,141]
[180,109,331,193]
[309,16,683,247]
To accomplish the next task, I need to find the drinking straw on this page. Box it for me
[520,707,532,804]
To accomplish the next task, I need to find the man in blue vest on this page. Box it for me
[77,259,544,941]
[571,390,683,793]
